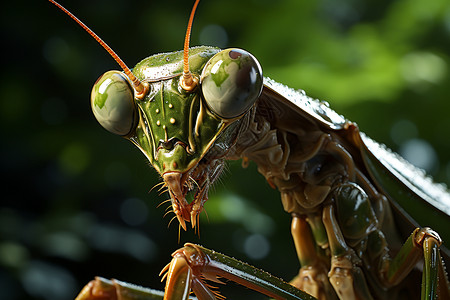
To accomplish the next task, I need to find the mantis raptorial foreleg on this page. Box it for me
[161,243,316,300]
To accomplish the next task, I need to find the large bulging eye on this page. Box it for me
[201,48,263,119]
[91,71,137,136]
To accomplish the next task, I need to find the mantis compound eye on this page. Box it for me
[201,48,263,119]
[91,71,138,136]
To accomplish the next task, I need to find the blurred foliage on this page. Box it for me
[1,0,450,299]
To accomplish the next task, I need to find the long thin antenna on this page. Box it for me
[48,0,148,99]
[180,0,201,91]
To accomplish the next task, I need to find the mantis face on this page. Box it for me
[91,46,263,230]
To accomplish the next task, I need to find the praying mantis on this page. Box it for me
[48,0,450,299]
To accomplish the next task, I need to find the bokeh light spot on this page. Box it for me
[58,142,90,176]
[41,232,88,261]
[0,241,29,269]
[244,234,270,260]
[120,198,148,226]
[218,194,275,235]
[21,261,76,300]
[399,138,438,172]
[87,224,156,262]
[401,52,447,91]
[390,119,418,146]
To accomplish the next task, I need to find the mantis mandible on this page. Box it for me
[48,0,450,299]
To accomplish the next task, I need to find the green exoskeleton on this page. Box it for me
[49,0,450,299]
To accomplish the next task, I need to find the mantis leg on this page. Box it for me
[380,227,450,300]
[322,204,373,300]
[290,214,335,300]
[75,277,165,300]
[331,182,450,299]
[161,243,317,300]
[421,230,450,300]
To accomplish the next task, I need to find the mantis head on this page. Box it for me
[91,47,262,230]
[50,0,263,231]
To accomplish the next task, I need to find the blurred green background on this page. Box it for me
[1,0,450,299]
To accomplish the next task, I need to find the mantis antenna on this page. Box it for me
[180,0,201,91]
[48,0,149,99]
